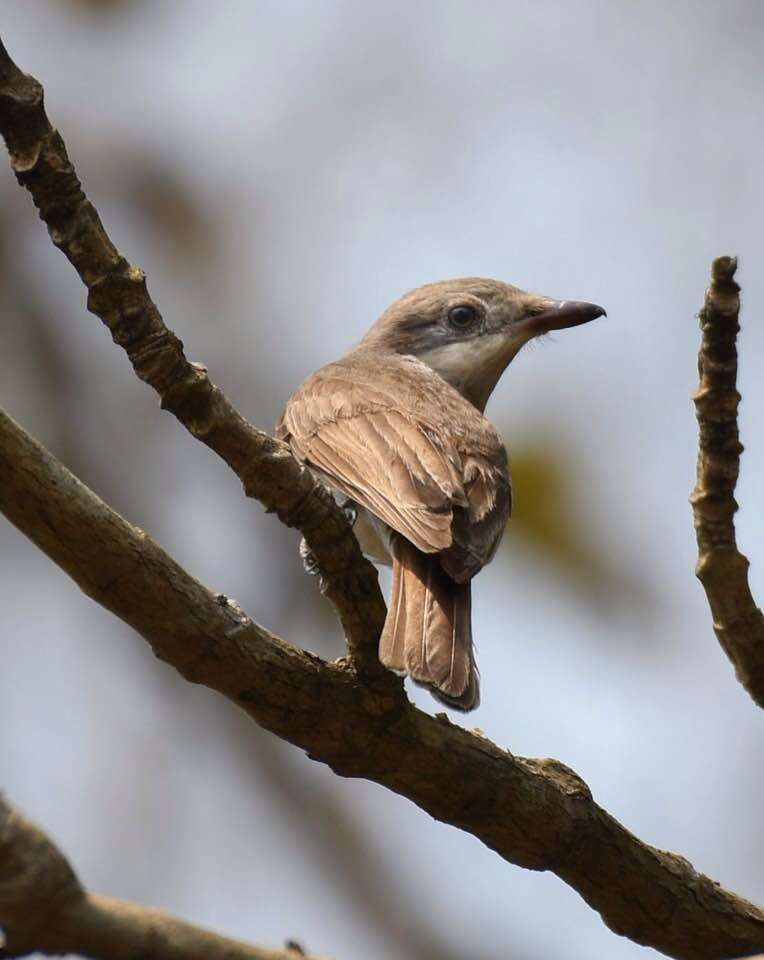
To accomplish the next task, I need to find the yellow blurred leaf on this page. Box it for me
[503,440,652,618]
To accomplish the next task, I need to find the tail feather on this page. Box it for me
[379,549,407,675]
[379,538,479,711]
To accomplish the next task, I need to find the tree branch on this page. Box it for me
[0,36,387,679]
[2,410,764,960]
[2,34,764,960]
[0,793,325,960]
[691,256,764,707]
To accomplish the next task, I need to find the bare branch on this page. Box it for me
[0,793,325,960]
[3,34,764,960]
[0,36,387,678]
[691,256,764,707]
[2,410,764,960]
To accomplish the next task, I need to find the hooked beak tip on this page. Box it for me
[527,298,606,333]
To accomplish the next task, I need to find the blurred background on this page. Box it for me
[1,2,763,958]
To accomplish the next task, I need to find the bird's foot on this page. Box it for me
[299,502,357,590]
[299,537,323,578]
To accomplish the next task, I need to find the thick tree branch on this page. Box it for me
[691,256,764,707]
[0,36,387,679]
[0,793,325,960]
[2,410,764,960]
[3,35,764,960]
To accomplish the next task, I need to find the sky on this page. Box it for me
[1,2,763,959]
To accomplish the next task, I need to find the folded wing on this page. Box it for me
[277,357,510,576]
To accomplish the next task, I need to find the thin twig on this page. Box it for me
[691,256,764,707]
[0,37,388,679]
[0,793,326,960]
[2,408,764,960]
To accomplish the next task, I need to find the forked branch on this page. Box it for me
[2,408,764,960]
[0,37,386,678]
[2,36,764,960]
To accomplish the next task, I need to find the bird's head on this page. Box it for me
[359,278,605,411]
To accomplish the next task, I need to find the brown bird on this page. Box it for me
[278,278,604,710]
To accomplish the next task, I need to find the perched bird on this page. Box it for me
[278,279,604,710]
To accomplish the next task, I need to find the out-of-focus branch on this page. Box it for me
[0,37,387,679]
[234,723,480,960]
[3,410,764,960]
[0,794,325,960]
[691,256,764,707]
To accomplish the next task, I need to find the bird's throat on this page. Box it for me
[416,335,523,412]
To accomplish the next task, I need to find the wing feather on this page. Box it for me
[278,355,510,569]
[310,414,456,552]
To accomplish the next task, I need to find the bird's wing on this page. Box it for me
[278,356,511,571]
[442,452,512,581]
[279,400,464,554]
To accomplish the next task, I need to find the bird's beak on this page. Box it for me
[519,298,606,337]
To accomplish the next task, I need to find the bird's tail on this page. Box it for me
[379,538,479,711]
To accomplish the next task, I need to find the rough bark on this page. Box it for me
[0,794,325,960]
[0,36,387,679]
[2,409,764,960]
[2,34,764,960]
[690,256,764,707]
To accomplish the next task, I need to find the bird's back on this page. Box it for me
[278,347,511,583]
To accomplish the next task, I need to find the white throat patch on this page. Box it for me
[417,335,524,411]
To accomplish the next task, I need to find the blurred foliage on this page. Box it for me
[125,157,219,263]
[504,441,652,618]
[68,0,142,11]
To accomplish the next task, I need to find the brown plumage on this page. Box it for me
[380,538,477,709]
[278,278,604,710]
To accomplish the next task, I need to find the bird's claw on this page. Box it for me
[299,537,322,577]
[299,501,356,592]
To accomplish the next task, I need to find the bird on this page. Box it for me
[277,278,604,711]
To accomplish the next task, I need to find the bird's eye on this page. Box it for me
[447,304,478,330]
